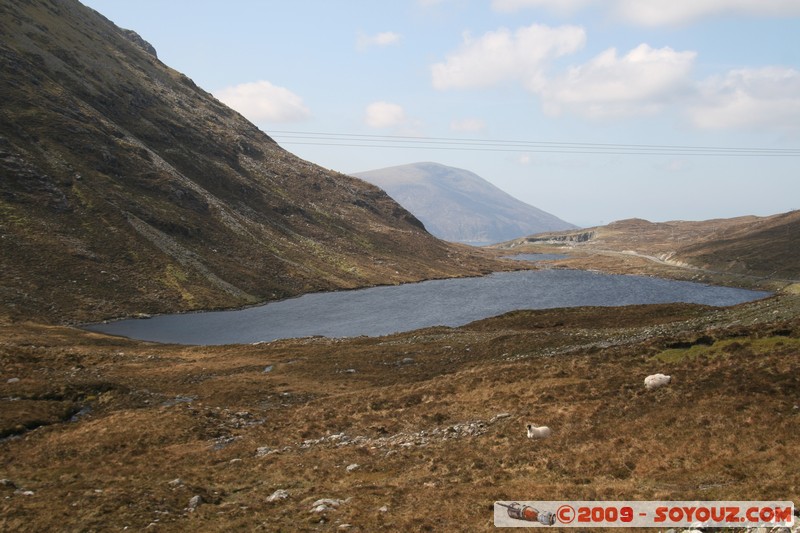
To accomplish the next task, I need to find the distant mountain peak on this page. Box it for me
[354,162,575,246]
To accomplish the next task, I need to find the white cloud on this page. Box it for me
[357,31,401,50]
[492,0,594,14]
[450,118,486,132]
[534,44,696,118]
[430,23,586,91]
[214,80,310,123]
[492,0,800,25]
[365,101,406,128]
[689,67,800,132]
[612,0,800,26]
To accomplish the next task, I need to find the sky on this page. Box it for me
[81,0,800,228]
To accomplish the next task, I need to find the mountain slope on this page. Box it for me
[353,162,575,246]
[677,210,800,280]
[500,211,800,284]
[0,0,496,324]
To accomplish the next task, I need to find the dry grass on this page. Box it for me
[2,298,798,531]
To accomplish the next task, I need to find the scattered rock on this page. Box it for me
[490,412,511,423]
[0,479,17,489]
[263,365,273,373]
[187,495,202,512]
[310,498,344,513]
[345,463,359,473]
[338,524,352,530]
[6,377,20,383]
[229,458,242,464]
[400,357,414,365]
[255,446,271,457]
[211,435,239,450]
[378,505,389,513]
[267,489,289,502]
[168,478,183,487]
[344,368,357,374]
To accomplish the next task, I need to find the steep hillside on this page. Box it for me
[353,162,575,245]
[0,0,498,324]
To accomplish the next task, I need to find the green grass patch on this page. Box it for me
[654,336,800,363]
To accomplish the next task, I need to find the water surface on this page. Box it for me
[86,270,769,345]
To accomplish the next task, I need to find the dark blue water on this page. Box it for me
[85,270,770,345]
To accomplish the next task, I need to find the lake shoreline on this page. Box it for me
[84,268,771,346]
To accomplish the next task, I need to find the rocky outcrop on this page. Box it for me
[119,29,157,58]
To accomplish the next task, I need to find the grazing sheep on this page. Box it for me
[526,423,552,439]
[644,373,671,390]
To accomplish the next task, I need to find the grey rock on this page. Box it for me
[310,498,343,513]
[255,446,271,457]
[187,495,202,511]
[267,489,289,502]
[119,28,158,58]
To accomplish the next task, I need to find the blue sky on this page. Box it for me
[82,0,800,228]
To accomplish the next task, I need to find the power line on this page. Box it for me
[268,130,800,157]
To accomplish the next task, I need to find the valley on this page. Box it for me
[3,221,799,530]
[1,1,798,531]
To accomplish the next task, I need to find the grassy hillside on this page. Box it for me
[0,0,498,324]
[498,212,800,290]
[678,210,800,280]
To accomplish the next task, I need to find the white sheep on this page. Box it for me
[644,373,671,390]
[526,423,552,439]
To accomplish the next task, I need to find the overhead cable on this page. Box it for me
[268,130,800,157]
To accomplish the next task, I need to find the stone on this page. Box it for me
[255,446,271,457]
[490,413,511,423]
[187,495,202,511]
[345,463,359,473]
[267,489,289,502]
[310,498,343,513]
